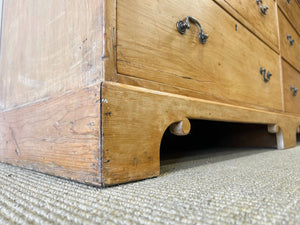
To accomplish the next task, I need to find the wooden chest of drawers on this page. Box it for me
[0,0,300,186]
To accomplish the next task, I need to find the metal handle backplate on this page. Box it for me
[260,67,272,82]
[177,16,209,44]
[256,0,269,15]
[287,34,295,45]
[290,86,298,96]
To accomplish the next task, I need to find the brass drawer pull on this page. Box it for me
[287,34,295,45]
[290,86,298,96]
[176,16,209,44]
[260,67,272,82]
[256,0,269,15]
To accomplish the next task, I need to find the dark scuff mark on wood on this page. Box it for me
[104,159,110,163]
[9,127,20,154]
[104,111,112,117]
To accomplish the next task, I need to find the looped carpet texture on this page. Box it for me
[0,147,299,224]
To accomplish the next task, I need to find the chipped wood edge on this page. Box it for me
[268,124,286,149]
[268,124,279,133]
[101,82,300,186]
[275,128,285,150]
[169,118,191,136]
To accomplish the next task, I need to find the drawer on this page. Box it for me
[224,0,278,47]
[117,0,282,111]
[282,60,300,115]
[278,0,300,34]
[278,10,300,72]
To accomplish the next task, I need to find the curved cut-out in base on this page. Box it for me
[101,82,300,186]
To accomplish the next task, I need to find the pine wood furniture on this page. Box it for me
[0,0,300,186]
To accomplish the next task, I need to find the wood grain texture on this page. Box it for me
[213,0,279,54]
[0,85,101,185]
[1,0,299,187]
[282,60,300,115]
[117,0,282,111]
[102,82,300,186]
[118,74,284,113]
[278,0,300,35]
[223,0,278,48]
[0,0,103,111]
[103,0,117,82]
[278,9,300,72]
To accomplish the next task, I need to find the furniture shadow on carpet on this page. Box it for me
[160,120,297,173]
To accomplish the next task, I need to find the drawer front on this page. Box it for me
[224,0,278,47]
[117,0,282,111]
[278,10,300,72]
[278,0,300,34]
[282,60,300,115]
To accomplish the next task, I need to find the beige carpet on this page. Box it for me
[0,146,299,224]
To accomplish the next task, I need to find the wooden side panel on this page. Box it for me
[282,60,300,115]
[103,0,117,82]
[0,85,101,185]
[102,82,300,186]
[0,0,103,111]
[224,0,278,47]
[0,0,2,47]
[117,0,282,111]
